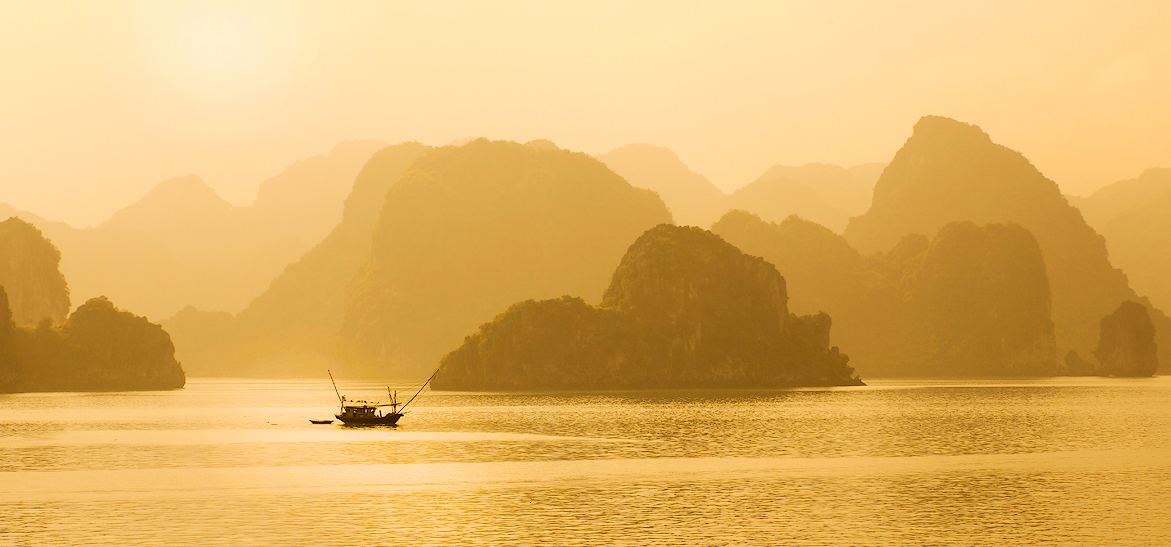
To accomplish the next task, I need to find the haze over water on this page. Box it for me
[4,378,1170,545]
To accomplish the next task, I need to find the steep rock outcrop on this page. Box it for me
[1094,301,1158,377]
[0,293,185,392]
[842,116,1170,369]
[898,221,1056,376]
[434,225,860,390]
[0,218,71,326]
[343,139,672,376]
[716,210,1057,376]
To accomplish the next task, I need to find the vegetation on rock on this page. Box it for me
[434,225,860,390]
[0,289,185,392]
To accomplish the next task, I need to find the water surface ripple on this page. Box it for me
[2,377,1170,545]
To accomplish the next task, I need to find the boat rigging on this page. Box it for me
[322,369,439,426]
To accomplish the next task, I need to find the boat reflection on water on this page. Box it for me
[325,369,438,426]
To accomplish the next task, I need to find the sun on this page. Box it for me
[184,15,261,79]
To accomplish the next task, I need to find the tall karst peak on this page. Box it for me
[342,139,672,376]
[844,115,1170,371]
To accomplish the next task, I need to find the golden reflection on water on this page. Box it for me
[2,377,1171,545]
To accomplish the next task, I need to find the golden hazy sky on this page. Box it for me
[2,1,1169,226]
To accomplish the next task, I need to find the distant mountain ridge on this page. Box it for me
[714,211,1057,376]
[342,139,673,377]
[1,140,385,319]
[600,144,882,232]
[1070,168,1171,314]
[163,142,432,376]
[843,115,1170,370]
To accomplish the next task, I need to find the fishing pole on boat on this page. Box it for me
[397,367,440,413]
[328,370,344,405]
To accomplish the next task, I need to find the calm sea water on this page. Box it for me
[2,377,1170,546]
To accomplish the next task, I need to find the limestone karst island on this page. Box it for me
[2,118,1167,391]
[5,4,1171,546]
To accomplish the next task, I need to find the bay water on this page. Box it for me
[3,377,1170,545]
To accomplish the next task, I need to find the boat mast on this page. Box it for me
[328,370,344,406]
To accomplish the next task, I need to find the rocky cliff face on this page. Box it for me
[0,293,185,392]
[0,218,71,326]
[434,225,859,390]
[899,221,1056,376]
[343,139,672,377]
[842,116,1170,370]
[1094,301,1158,377]
[715,210,1057,376]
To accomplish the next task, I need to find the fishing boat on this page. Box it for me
[327,369,438,426]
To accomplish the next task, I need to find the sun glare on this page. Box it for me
[184,16,261,79]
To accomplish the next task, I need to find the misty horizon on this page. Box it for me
[3,3,1171,546]
[3,1,1170,226]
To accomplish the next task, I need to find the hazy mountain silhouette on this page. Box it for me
[599,144,728,227]
[712,211,873,336]
[2,140,385,320]
[599,144,883,232]
[726,177,851,232]
[847,163,887,191]
[162,142,431,376]
[751,163,874,216]
[0,224,183,392]
[842,116,1169,370]
[434,224,859,390]
[1071,168,1171,314]
[715,211,1057,376]
[0,218,70,326]
[1070,168,1171,230]
[342,139,672,376]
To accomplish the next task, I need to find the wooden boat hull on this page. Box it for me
[336,413,402,426]
[309,419,334,424]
